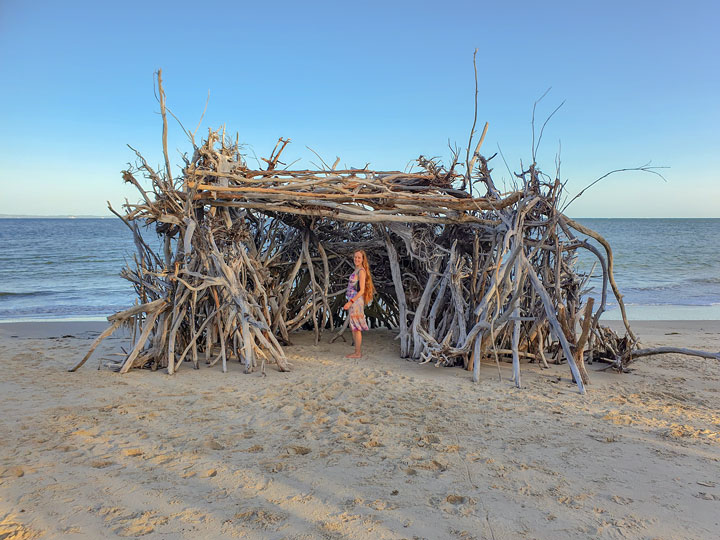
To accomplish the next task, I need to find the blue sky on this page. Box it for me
[0,0,718,217]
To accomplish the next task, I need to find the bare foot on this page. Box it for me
[345,353,362,359]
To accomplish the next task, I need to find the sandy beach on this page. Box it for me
[1,320,719,539]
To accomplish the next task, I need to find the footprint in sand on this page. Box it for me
[203,438,225,450]
[367,499,398,511]
[362,439,383,449]
[1,466,25,478]
[430,494,475,515]
[693,492,720,501]
[0,513,43,539]
[105,508,169,537]
[234,508,288,531]
[149,454,173,465]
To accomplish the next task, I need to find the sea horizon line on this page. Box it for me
[1,214,719,220]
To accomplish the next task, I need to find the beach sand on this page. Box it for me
[0,320,718,539]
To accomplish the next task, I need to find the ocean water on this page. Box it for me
[0,218,718,322]
[0,218,155,322]
[574,218,720,320]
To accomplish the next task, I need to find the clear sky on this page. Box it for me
[0,0,718,217]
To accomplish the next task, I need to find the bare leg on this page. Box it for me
[346,330,362,358]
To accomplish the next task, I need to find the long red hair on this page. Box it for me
[355,250,375,304]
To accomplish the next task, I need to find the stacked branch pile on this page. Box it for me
[75,140,645,394]
[78,76,705,393]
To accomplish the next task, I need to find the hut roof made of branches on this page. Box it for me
[123,132,520,227]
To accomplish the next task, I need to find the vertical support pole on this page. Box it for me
[511,308,521,388]
[384,231,410,357]
[472,334,483,383]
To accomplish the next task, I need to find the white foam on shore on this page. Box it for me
[0,315,109,323]
[601,304,720,321]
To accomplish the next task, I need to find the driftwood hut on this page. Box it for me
[73,71,662,394]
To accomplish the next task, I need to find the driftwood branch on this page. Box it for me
[626,347,720,363]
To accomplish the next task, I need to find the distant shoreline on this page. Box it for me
[2,215,718,220]
[2,303,719,324]
[0,215,113,219]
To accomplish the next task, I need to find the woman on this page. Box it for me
[343,250,375,358]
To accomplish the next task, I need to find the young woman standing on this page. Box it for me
[343,250,375,358]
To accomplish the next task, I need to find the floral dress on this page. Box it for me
[346,270,369,331]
